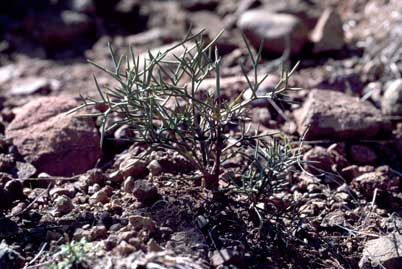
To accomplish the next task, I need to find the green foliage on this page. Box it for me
[73,29,299,195]
[48,239,91,269]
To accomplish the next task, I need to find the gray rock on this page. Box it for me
[359,233,402,269]
[210,249,243,267]
[147,160,162,177]
[311,8,345,53]
[237,9,309,56]
[89,189,109,204]
[294,90,390,140]
[53,195,74,216]
[382,79,402,116]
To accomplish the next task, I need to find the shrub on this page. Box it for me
[48,239,91,269]
[73,29,299,200]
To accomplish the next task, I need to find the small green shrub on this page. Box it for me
[74,30,299,198]
[48,239,91,269]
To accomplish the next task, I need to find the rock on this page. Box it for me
[237,9,309,56]
[382,79,402,116]
[210,249,243,267]
[147,160,162,177]
[242,74,280,107]
[81,169,108,186]
[6,96,102,177]
[359,233,402,269]
[294,90,390,140]
[119,159,148,179]
[89,189,109,204]
[3,180,24,200]
[16,162,37,179]
[321,210,345,228]
[32,11,95,49]
[123,176,135,193]
[349,145,377,165]
[88,225,107,241]
[166,229,207,256]
[303,146,334,173]
[135,42,195,81]
[50,185,76,198]
[341,165,374,182]
[147,239,164,252]
[187,11,225,40]
[252,108,271,126]
[0,154,15,172]
[53,195,73,216]
[351,167,399,199]
[128,215,156,233]
[9,77,60,96]
[0,240,25,269]
[181,0,218,11]
[132,180,159,204]
[310,9,345,53]
[70,0,96,13]
[115,241,136,256]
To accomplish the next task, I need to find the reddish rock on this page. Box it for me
[6,96,102,177]
[351,166,399,199]
[349,145,377,165]
[302,146,334,173]
[294,90,390,140]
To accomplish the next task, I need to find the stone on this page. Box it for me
[132,180,159,203]
[0,240,25,269]
[147,239,164,252]
[210,249,242,267]
[53,195,73,216]
[115,241,136,256]
[3,180,23,200]
[351,167,399,199]
[187,11,225,40]
[133,180,159,203]
[0,154,15,172]
[6,96,102,177]
[9,77,60,96]
[123,176,136,193]
[16,162,37,179]
[181,0,218,11]
[50,186,76,198]
[147,160,162,177]
[321,210,345,228]
[237,9,309,56]
[89,189,109,204]
[349,145,377,165]
[119,159,148,179]
[294,90,390,140]
[242,74,280,107]
[88,225,107,241]
[382,79,402,116]
[302,146,334,173]
[128,215,156,233]
[311,9,345,53]
[81,169,108,186]
[359,233,402,269]
[33,11,95,48]
[71,0,95,13]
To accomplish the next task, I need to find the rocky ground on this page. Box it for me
[1,0,402,268]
